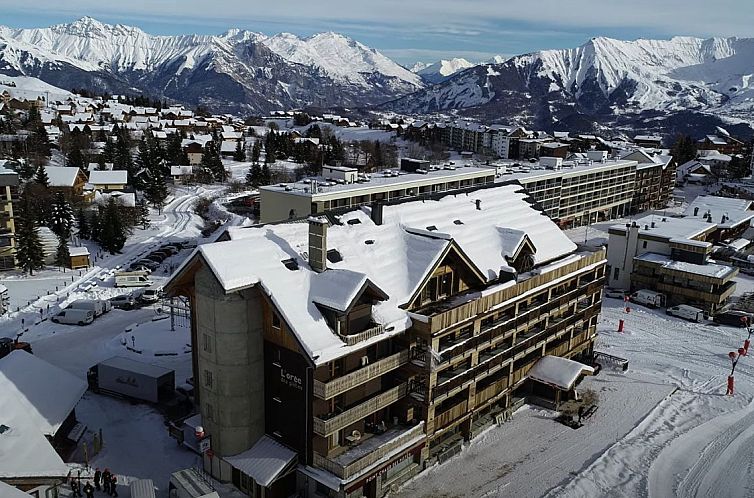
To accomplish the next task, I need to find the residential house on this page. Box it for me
[88,170,128,191]
[44,166,88,199]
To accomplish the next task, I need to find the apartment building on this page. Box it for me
[606,211,742,313]
[619,149,675,214]
[258,165,496,223]
[0,165,19,270]
[501,154,639,228]
[166,183,605,498]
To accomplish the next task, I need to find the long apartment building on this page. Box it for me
[167,183,605,498]
[0,165,19,270]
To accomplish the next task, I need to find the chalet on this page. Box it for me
[44,166,88,199]
[88,170,128,191]
[166,183,605,498]
[633,135,663,148]
[698,134,744,156]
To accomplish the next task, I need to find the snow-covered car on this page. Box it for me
[78,281,97,292]
[109,294,136,310]
[604,288,627,299]
[139,288,162,304]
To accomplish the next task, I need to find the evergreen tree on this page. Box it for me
[76,208,91,240]
[50,192,74,239]
[246,163,262,187]
[251,141,261,163]
[16,160,36,182]
[90,211,101,242]
[137,198,151,229]
[261,164,272,186]
[34,165,50,188]
[144,170,169,213]
[233,140,246,162]
[98,198,129,254]
[670,135,697,166]
[166,133,188,165]
[55,235,70,268]
[15,190,45,275]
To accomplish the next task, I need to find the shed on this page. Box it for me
[527,355,595,408]
[68,246,90,269]
[224,435,298,488]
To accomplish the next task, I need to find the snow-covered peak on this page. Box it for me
[416,58,475,83]
[487,55,508,64]
[261,31,423,89]
[410,62,430,73]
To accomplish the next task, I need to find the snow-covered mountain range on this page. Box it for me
[0,17,423,113]
[387,36,754,135]
[411,58,475,84]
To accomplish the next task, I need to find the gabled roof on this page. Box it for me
[310,269,388,314]
[167,184,577,365]
[0,350,87,436]
[89,170,128,185]
[225,435,297,487]
[528,355,594,390]
[44,166,82,187]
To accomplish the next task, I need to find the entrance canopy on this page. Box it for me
[225,435,298,487]
[527,355,594,391]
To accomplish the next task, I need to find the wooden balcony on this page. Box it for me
[474,377,509,406]
[338,324,385,347]
[434,400,468,430]
[313,383,407,436]
[314,350,410,399]
[313,422,425,480]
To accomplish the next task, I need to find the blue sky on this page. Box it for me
[1,0,751,64]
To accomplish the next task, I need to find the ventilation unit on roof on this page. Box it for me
[365,240,375,245]
[347,219,361,225]
[281,258,299,271]
[426,225,438,231]
[453,220,464,225]
[326,249,343,263]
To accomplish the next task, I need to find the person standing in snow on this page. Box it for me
[71,478,82,498]
[108,473,118,497]
[102,469,111,494]
[93,468,101,491]
[83,481,95,498]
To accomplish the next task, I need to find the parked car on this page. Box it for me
[51,308,94,325]
[128,264,153,273]
[630,290,667,308]
[136,260,160,270]
[146,253,165,263]
[666,304,705,323]
[109,294,137,310]
[604,288,628,299]
[713,309,754,327]
[139,288,162,304]
[68,299,107,317]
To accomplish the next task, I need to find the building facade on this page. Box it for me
[167,184,605,498]
[0,166,19,270]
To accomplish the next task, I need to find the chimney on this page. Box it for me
[651,221,656,228]
[308,217,328,273]
[371,201,384,226]
[721,215,726,223]
[475,199,482,210]
[694,207,699,216]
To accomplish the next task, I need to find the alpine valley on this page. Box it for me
[1,17,753,136]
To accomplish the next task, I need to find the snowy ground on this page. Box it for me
[396,299,754,498]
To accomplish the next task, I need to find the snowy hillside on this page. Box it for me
[0,17,424,112]
[262,32,423,91]
[0,75,73,102]
[415,58,475,84]
[387,36,754,133]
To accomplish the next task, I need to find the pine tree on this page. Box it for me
[670,135,697,166]
[90,211,101,242]
[251,141,261,163]
[137,198,151,229]
[261,164,272,186]
[76,208,91,240]
[233,140,246,162]
[15,190,45,275]
[144,170,169,213]
[98,198,129,254]
[55,235,70,268]
[246,163,262,187]
[34,166,50,188]
[50,192,74,239]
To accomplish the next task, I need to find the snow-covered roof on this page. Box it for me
[685,195,754,229]
[98,356,173,379]
[725,238,750,251]
[69,246,90,256]
[634,253,736,279]
[224,435,297,487]
[528,355,594,390]
[610,215,715,241]
[44,166,81,187]
[0,350,86,436]
[171,184,577,365]
[89,169,128,185]
[171,165,194,176]
[0,481,36,498]
[0,406,68,478]
[220,141,238,153]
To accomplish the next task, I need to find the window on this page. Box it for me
[205,403,214,421]
[642,241,648,249]
[202,333,212,353]
[272,312,281,329]
[204,369,213,388]
[613,267,620,281]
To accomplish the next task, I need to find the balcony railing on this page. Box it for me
[313,422,425,480]
[434,400,468,430]
[313,350,410,399]
[313,383,407,436]
[338,324,385,347]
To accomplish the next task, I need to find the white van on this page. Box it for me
[667,304,705,323]
[630,290,666,308]
[51,308,94,326]
[130,479,156,498]
[69,299,106,317]
[116,271,153,288]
